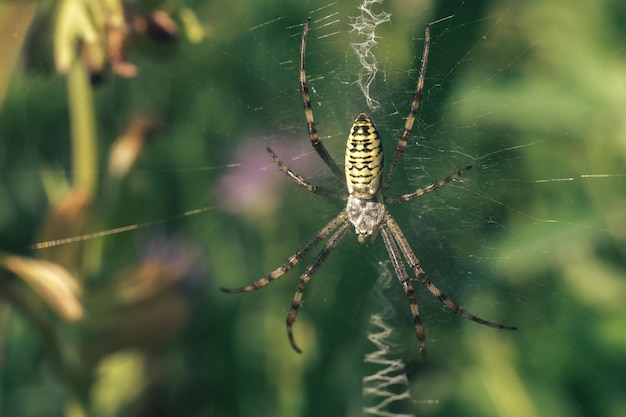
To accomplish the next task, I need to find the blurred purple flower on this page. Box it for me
[137,233,208,293]
[214,139,318,216]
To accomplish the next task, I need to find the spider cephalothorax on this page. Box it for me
[221,18,515,362]
[346,194,385,243]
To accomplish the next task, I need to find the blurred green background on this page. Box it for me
[1,0,625,417]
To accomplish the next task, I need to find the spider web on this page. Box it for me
[2,1,625,417]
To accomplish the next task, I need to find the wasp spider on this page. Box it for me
[221,18,516,362]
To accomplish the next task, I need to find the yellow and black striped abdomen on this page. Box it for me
[345,113,383,199]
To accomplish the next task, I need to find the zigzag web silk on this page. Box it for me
[362,263,438,417]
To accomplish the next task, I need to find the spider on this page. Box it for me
[221,18,516,362]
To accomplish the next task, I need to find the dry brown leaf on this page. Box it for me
[0,253,83,321]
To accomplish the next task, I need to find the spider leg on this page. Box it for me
[286,220,351,353]
[267,147,347,200]
[380,221,428,364]
[385,165,472,204]
[384,214,517,330]
[300,17,345,181]
[220,211,348,293]
[383,24,431,189]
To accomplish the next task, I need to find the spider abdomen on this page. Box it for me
[345,113,383,199]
